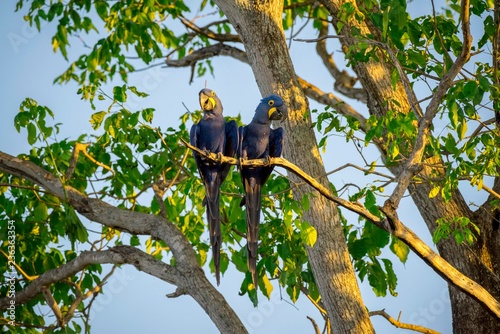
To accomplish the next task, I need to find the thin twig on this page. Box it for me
[369,309,440,334]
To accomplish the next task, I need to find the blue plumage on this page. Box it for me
[190,88,238,285]
[238,94,286,289]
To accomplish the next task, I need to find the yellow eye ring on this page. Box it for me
[268,100,274,106]
[211,91,215,96]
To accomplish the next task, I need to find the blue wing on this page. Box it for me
[259,127,284,186]
[190,121,224,285]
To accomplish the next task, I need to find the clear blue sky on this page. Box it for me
[0,2,457,333]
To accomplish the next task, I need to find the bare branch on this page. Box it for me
[180,17,241,43]
[326,163,395,182]
[0,246,180,311]
[297,34,422,118]
[165,43,249,67]
[42,287,64,327]
[369,309,440,334]
[166,287,187,298]
[306,316,321,334]
[66,142,115,179]
[314,21,367,102]
[298,77,369,132]
[63,266,117,325]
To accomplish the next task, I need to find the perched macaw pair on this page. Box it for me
[190,88,287,288]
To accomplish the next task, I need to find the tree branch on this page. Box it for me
[298,77,369,132]
[180,17,241,43]
[386,0,471,209]
[179,140,500,320]
[62,266,116,326]
[314,21,367,102]
[369,309,440,334]
[306,316,321,334]
[41,287,64,327]
[0,246,175,311]
[296,34,422,118]
[165,43,249,67]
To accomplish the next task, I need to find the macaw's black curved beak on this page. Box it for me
[269,104,288,121]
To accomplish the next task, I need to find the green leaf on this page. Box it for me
[27,122,37,145]
[457,120,467,140]
[382,258,398,296]
[463,80,478,98]
[286,284,300,303]
[391,68,399,90]
[298,220,317,247]
[429,185,440,198]
[113,85,127,103]
[388,142,400,161]
[220,252,229,274]
[349,239,367,260]
[364,190,381,216]
[444,134,458,155]
[365,222,390,249]
[390,236,409,263]
[90,111,107,130]
[367,260,387,297]
[301,194,310,212]
[130,235,140,246]
[65,205,89,245]
[95,1,108,20]
[231,248,248,273]
[448,101,459,128]
[33,202,48,221]
[260,274,274,299]
[308,281,320,302]
[382,9,389,39]
[141,108,154,123]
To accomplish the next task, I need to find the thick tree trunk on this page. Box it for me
[320,0,500,332]
[215,1,375,333]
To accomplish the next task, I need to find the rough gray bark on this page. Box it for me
[214,1,375,333]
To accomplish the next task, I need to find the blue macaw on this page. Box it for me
[238,94,287,288]
[190,88,238,285]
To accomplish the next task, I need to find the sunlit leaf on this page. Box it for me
[429,185,440,199]
[390,236,409,264]
[299,220,317,247]
[260,274,274,299]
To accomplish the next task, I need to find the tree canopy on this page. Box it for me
[1,0,499,333]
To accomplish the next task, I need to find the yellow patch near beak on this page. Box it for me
[268,107,276,119]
